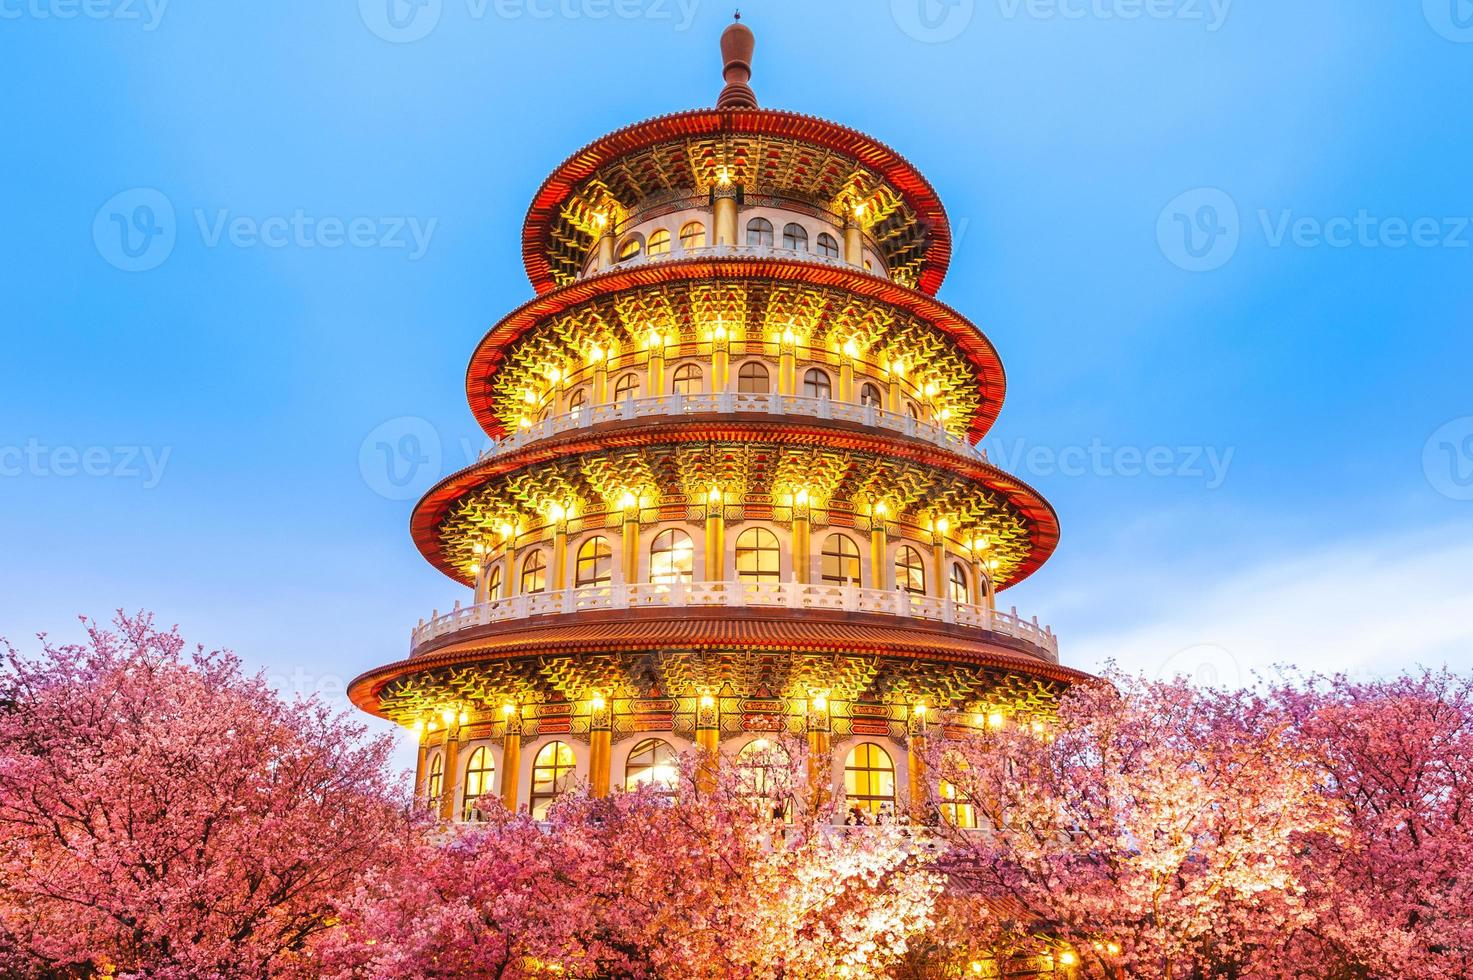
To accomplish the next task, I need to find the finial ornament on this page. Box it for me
[717,15,757,109]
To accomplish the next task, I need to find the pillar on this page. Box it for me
[712,332,730,392]
[887,371,904,415]
[705,490,725,581]
[593,355,609,405]
[869,511,888,591]
[473,556,490,604]
[713,191,738,246]
[792,505,811,584]
[839,356,855,404]
[696,695,720,793]
[504,537,520,598]
[807,697,831,808]
[844,215,864,268]
[589,698,612,798]
[931,536,947,600]
[596,225,615,270]
[438,719,462,822]
[908,709,929,820]
[647,338,666,397]
[413,726,430,804]
[778,338,796,396]
[501,708,522,812]
[552,522,569,591]
[621,500,641,584]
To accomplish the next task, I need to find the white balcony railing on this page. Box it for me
[578,240,879,282]
[482,391,985,463]
[410,580,1057,661]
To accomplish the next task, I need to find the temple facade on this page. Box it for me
[348,17,1088,824]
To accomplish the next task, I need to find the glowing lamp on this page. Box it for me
[502,703,516,716]
[499,522,515,539]
[987,712,1005,729]
[794,488,809,507]
[590,694,606,711]
[936,517,950,535]
[441,709,455,726]
[699,694,715,709]
[914,703,927,717]
[708,486,722,504]
[1059,951,1077,967]
[873,501,888,517]
[620,492,638,510]
[842,339,859,359]
[811,694,827,711]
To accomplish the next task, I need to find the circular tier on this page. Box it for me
[348,604,1088,724]
[411,417,1059,590]
[521,108,953,296]
[468,256,1006,444]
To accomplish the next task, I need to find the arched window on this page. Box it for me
[462,746,495,821]
[860,382,883,408]
[746,217,773,247]
[782,222,808,251]
[735,527,781,584]
[679,221,706,250]
[613,373,639,401]
[817,232,840,258]
[650,528,694,584]
[939,779,977,829]
[618,234,643,261]
[671,363,703,396]
[426,752,444,802]
[567,387,587,418]
[737,737,792,820]
[486,563,503,602]
[802,368,832,400]
[821,533,862,586]
[624,738,678,793]
[949,562,971,604]
[647,228,671,256]
[895,546,926,596]
[575,536,612,587]
[530,741,576,819]
[520,550,548,595]
[844,743,896,816]
[737,361,770,393]
[905,401,920,419]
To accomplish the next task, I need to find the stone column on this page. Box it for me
[907,706,929,820]
[705,488,725,581]
[438,715,462,822]
[551,520,569,591]
[712,329,730,393]
[807,696,831,808]
[868,507,889,591]
[592,351,609,405]
[413,723,430,805]
[596,222,615,270]
[696,695,720,793]
[713,188,739,246]
[501,706,522,812]
[621,498,641,585]
[589,697,612,798]
[647,336,666,397]
[792,494,811,584]
[843,214,864,268]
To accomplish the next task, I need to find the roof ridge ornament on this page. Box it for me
[717,13,757,110]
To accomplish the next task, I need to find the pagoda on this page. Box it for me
[349,17,1088,823]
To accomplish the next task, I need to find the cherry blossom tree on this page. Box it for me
[923,677,1340,979]
[0,613,409,979]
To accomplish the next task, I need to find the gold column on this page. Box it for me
[647,335,666,397]
[438,714,462,822]
[705,488,725,581]
[596,223,615,270]
[869,506,889,590]
[503,533,519,598]
[589,696,611,798]
[551,520,569,591]
[501,706,522,812]
[907,706,928,820]
[792,492,811,584]
[807,695,831,808]
[413,723,429,804]
[844,214,864,268]
[839,355,855,403]
[621,497,641,584]
[778,331,796,396]
[472,547,489,603]
[696,694,720,793]
[887,365,904,414]
[592,353,609,405]
[713,190,738,246]
[931,534,947,600]
[712,330,730,392]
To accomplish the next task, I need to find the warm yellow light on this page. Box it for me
[590,694,606,711]
[988,558,1000,570]
[853,201,867,219]
[411,719,425,736]
[545,367,562,384]
[547,502,566,522]
[518,416,531,429]
[620,492,638,510]
[523,389,537,405]
[427,721,438,732]
[592,212,608,228]
[499,522,515,539]
[938,408,951,422]
[502,703,516,716]
[973,535,990,551]
[914,703,927,717]
[441,709,455,726]
[588,345,605,364]
[936,517,950,535]
[842,339,859,359]
[1059,951,1077,967]
[468,562,481,576]
[970,963,984,976]
[794,488,809,507]
[987,711,1006,729]
[891,360,906,377]
[924,381,939,398]
[458,711,468,726]
[781,327,796,345]
[1031,720,1045,734]
[811,694,827,711]
[1107,943,1121,955]
[716,166,732,187]
[699,694,716,709]
[752,737,769,750]
[472,542,485,555]
[873,500,888,517]
[708,486,722,504]
[713,323,728,341]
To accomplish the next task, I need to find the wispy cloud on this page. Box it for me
[1068,523,1473,686]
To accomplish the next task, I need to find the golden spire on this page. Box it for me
[717,12,757,109]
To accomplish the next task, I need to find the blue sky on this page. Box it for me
[2,0,1471,763]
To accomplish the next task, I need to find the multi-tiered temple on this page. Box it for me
[350,18,1087,823]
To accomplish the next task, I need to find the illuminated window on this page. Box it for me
[520,550,547,595]
[817,232,840,258]
[802,368,832,400]
[746,217,773,247]
[575,536,612,587]
[737,738,791,820]
[671,363,703,395]
[737,361,770,393]
[679,220,706,250]
[940,779,977,829]
[895,546,926,596]
[650,528,694,584]
[821,533,862,586]
[735,527,780,583]
[486,563,502,601]
[844,742,896,815]
[624,738,678,793]
[782,222,808,251]
[426,752,444,802]
[860,382,882,407]
[618,234,643,261]
[613,373,639,401]
[462,746,495,821]
[567,387,587,418]
[647,228,671,256]
[530,741,576,819]
[949,562,971,604]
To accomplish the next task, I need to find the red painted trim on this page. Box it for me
[521,108,953,296]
